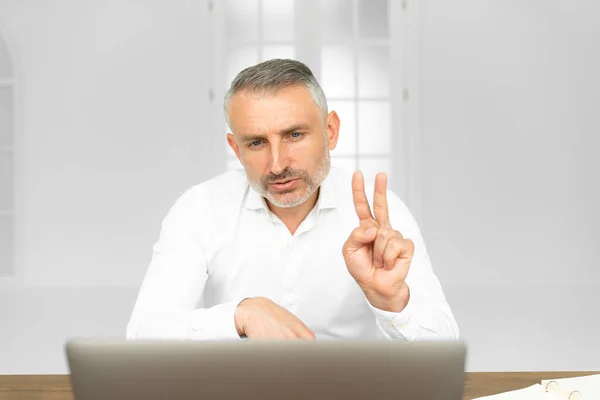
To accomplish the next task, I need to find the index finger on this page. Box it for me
[352,171,374,222]
[373,172,390,227]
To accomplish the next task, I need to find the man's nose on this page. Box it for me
[269,143,289,176]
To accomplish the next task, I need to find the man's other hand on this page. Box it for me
[234,297,316,340]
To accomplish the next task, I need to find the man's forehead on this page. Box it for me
[229,86,320,131]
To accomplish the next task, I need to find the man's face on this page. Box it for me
[227,85,339,209]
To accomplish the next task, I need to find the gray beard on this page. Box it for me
[247,150,331,209]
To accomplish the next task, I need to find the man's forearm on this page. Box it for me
[126,300,246,341]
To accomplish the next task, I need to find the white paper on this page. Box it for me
[541,374,600,399]
[473,374,600,400]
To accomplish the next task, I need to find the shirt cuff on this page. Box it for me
[366,289,436,341]
[189,297,247,340]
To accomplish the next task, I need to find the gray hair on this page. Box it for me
[223,59,328,129]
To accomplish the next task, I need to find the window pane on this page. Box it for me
[262,0,294,42]
[0,214,14,276]
[321,46,355,98]
[358,101,391,155]
[227,46,259,86]
[358,45,390,98]
[331,157,356,175]
[226,156,243,171]
[358,157,391,186]
[319,0,353,42]
[358,0,389,39]
[0,151,13,210]
[0,87,13,146]
[262,45,295,62]
[225,0,259,43]
[327,100,356,156]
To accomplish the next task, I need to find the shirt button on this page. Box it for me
[387,321,394,327]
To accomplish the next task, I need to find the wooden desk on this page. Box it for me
[0,372,598,400]
[463,372,599,399]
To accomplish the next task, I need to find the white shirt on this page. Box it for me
[126,167,459,341]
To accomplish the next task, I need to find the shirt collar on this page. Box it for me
[316,171,337,211]
[244,171,338,212]
[245,184,268,211]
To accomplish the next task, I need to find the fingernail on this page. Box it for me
[365,228,375,236]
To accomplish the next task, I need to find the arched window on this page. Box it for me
[0,32,15,276]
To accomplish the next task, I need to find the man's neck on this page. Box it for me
[267,188,320,236]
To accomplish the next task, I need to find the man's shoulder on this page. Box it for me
[326,165,354,193]
[188,168,247,195]
[174,169,248,213]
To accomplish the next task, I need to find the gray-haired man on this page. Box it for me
[127,59,459,341]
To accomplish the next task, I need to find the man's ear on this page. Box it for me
[227,133,242,161]
[326,111,340,151]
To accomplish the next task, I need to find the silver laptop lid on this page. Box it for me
[66,339,466,400]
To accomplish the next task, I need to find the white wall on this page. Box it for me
[0,0,218,373]
[419,0,600,371]
[1,0,218,286]
[1,0,599,374]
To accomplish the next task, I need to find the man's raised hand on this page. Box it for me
[342,172,413,312]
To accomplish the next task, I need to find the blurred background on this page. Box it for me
[0,0,599,373]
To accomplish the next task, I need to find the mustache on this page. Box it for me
[263,168,306,184]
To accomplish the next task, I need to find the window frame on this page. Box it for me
[0,26,17,279]
[207,0,420,220]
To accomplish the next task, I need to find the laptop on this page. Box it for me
[65,339,466,400]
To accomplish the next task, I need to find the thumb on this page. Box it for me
[344,226,377,253]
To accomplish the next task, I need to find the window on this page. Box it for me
[320,0,392,181]
[0,32,14,276]
[212,0,403,188]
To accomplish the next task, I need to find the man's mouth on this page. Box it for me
[269,178,299,190]
[271,179,294,184]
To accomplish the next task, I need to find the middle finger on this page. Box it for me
[373,172,391,227]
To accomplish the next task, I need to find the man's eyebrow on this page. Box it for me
[238,124,311,142]
[277,124,311,135]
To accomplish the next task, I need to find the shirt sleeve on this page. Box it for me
[126,188,244,341]
[366,189,460,341]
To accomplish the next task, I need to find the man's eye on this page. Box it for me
[290,132,302,138]
[249,140,262,147]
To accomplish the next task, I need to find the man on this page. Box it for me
[126,59,458,341]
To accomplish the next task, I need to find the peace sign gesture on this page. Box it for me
[342,172,413,312]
